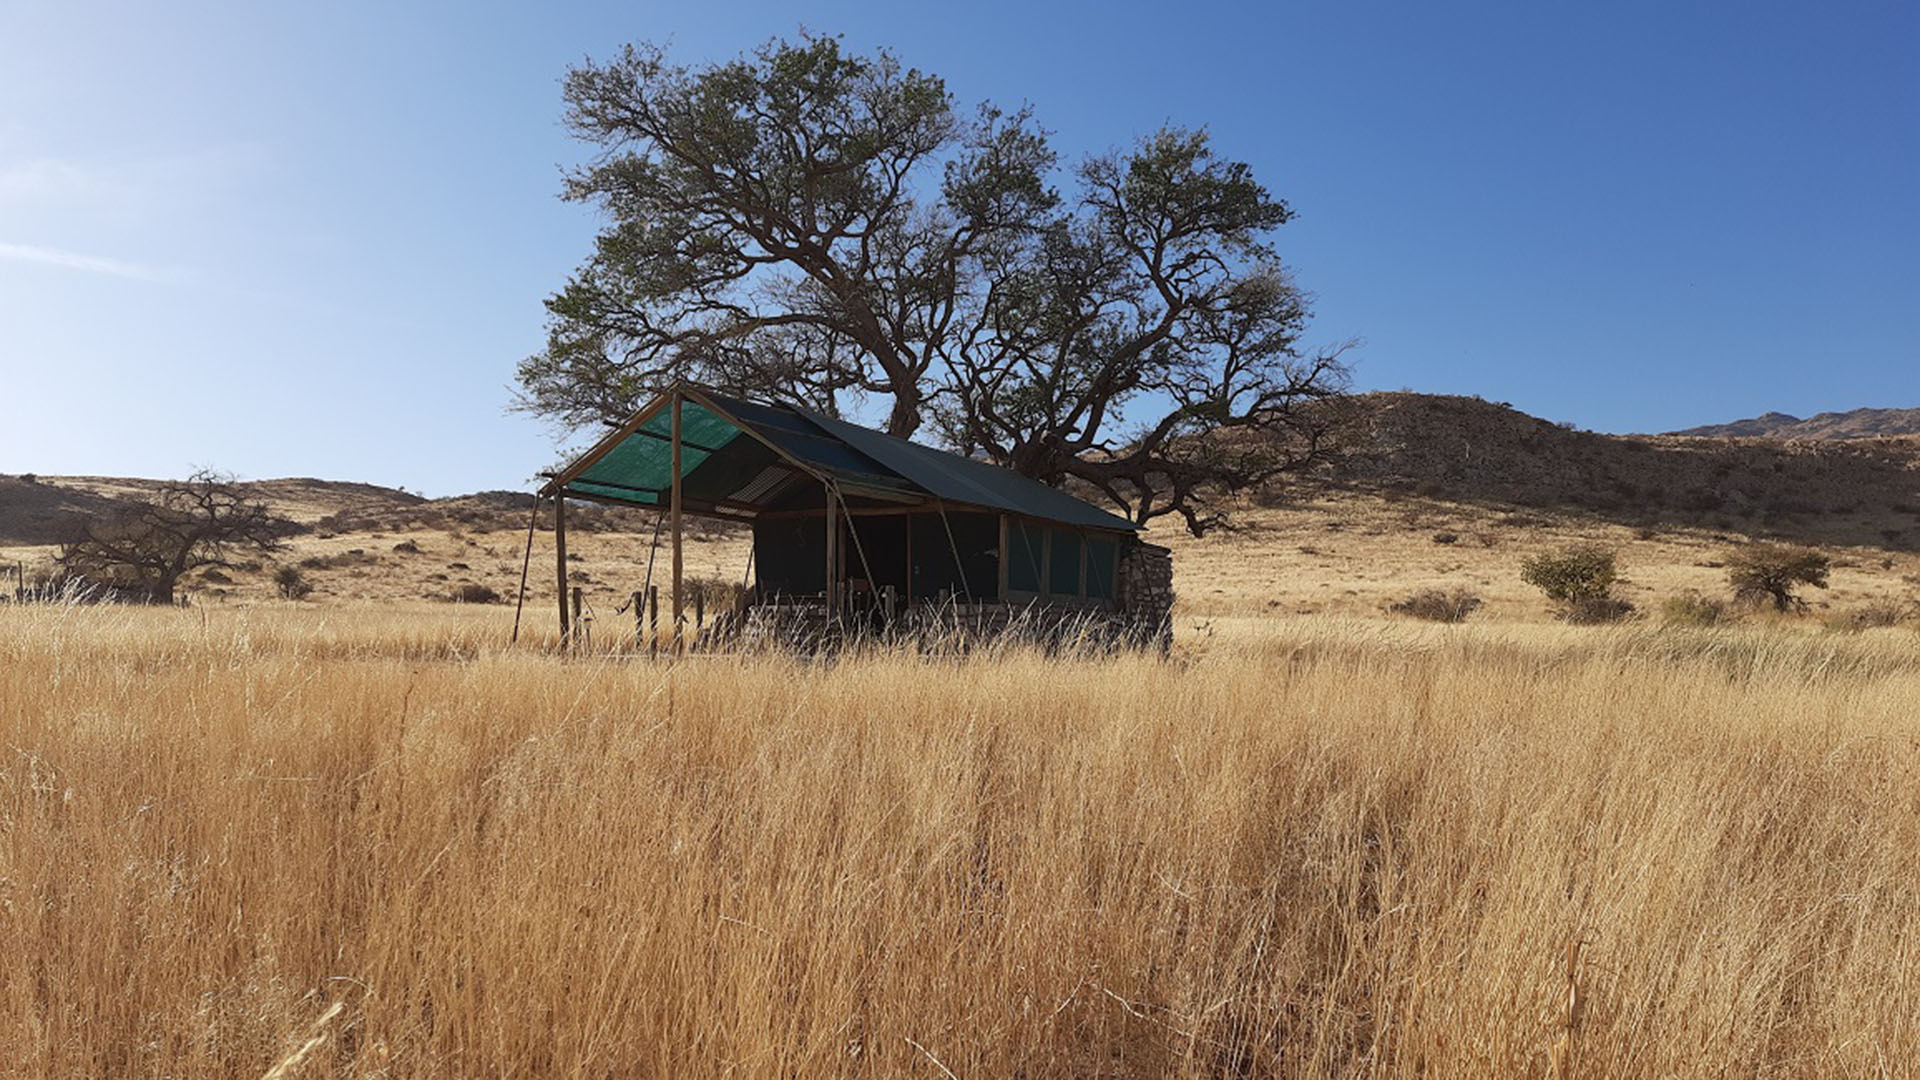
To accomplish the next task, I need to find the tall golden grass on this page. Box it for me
[2,604,1915,1077]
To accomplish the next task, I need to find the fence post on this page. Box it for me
[571,587,584,651]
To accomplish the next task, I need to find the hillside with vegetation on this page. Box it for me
[6,393,1919,626]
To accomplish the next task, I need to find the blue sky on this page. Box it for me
[2,0,1914,495]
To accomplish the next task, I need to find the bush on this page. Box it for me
[1521,544,1635,623]
[1520,544,1619,603]
[1726,544,1829,612]
[1430,532,1459,545]
[1823,601,1909,632]
[1561,597,1636,624]
[1661,593,1728,627]
[274,567,313,601]
[1387,589,1482,623]
[449,583,502,604]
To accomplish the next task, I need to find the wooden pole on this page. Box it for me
[824,483,838,618]
[670,390,685,652]
[554,496,570,644]
[571,587,585,649]
[510,495,541,643]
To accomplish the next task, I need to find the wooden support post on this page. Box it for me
[554,496,570,644]
[670,390,684,652]
[824,484,838,618]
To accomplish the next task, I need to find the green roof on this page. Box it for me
[545,387,1140,533]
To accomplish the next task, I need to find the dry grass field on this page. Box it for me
[3,602,1917,1077]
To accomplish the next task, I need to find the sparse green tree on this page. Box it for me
[1726,544,1829,612]
[1521,543,1633,622]
[1520,544,1619,604]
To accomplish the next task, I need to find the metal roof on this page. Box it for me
[543,386,1141,533]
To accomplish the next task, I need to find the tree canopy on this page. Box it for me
[519,34,1350,534]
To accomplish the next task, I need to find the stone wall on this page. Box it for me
[1116,541,1175,652]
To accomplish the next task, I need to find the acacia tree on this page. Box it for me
[934,130,1351,533]
[1726,544,1830,611]
[521,34,1349,534]
[58,471,293,604]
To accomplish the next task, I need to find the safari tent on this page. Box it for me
[532,384,1173,646]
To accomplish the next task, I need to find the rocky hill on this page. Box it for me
[7,394,1920,560]
[0,475,426,546]
[1315,393,1920,550]
[1670,407,1920,440]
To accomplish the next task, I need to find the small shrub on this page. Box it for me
[19,473,37,484]
[1430,532,1459,545]
[392,540,422,554]
[1388,589,1482,623]
[1562,596,1636,624]
[274,567,313,601]
[1520,544,1619,603]
[1823,601,1908,632]
[1726,544,1830,612]
[1661,593,1727,627]
[449,583,501,604]
[687,575,751,616]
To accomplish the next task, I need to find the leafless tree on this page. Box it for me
[58,471,295,604]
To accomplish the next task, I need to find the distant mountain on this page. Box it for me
[1670,408,1920,440]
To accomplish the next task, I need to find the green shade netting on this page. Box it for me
[568,400,743,503]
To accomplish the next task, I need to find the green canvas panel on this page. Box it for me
[1085,537,1116,601]
[1049,528,1082,597]
[1008,520,1046,592]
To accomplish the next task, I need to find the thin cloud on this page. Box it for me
[0,241,168,281]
